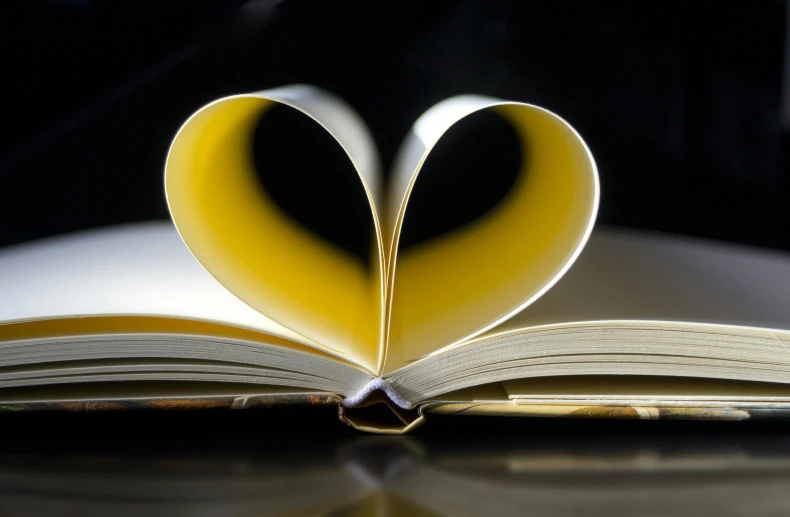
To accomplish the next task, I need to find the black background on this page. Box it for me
[1,0,788,252]
[1,0,790,446]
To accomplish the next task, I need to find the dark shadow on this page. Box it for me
[252,104,374,266]
[398,109,522,252]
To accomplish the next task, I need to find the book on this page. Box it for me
[2,84,790,433]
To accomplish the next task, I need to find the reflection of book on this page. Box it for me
[3,438,790,517]
[2,85,790,432]
[0,455,369,517]
[388,454,790,517]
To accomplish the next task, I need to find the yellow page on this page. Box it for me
[383,98,598,372]
[165,86,386,373]
[162,86,598,376]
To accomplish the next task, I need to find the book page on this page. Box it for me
[0,222,312,345]
[384,228,790,402]
[165,86,386,373]
[502,376,790,401]
[383,99,598,372]
[489,228,790,334]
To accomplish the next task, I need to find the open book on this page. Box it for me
[2,85,790,433]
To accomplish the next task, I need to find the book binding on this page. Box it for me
[343,378,411,409]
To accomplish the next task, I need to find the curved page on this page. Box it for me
[0,223,318,348]
[489,228,790,334]
[384,98,598,372]
[165,86,385,373]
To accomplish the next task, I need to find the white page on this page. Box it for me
[0,222,309,344]
[491,227,790,334]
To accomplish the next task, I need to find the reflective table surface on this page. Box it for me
[3,407,790,516]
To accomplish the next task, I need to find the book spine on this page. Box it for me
[343,378,411,409]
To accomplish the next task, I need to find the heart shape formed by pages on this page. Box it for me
[165,85,598,376]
